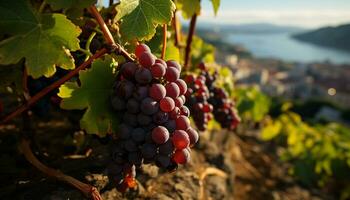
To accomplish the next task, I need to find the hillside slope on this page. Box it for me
[293,24,350,52]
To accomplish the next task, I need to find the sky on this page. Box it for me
[199,0,350,28]
[103,0,350,28]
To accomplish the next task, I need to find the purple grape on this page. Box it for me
[135,68,152,84]
[141,97,159,115]
[126,98,140,114]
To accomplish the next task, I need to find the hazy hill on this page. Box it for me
[193,23,305,34]
[293,24,350,52]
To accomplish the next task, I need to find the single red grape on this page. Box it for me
[135,44,151,58]
[172,130,190,149]
[160,97,175,112]
[152,126,169,144]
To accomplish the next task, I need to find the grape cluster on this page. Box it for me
[208,87,240,130]
[185,62,240,131]
[107,44,199,191]
[184,74,213,131]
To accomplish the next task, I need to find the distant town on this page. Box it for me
[195,24,350,124]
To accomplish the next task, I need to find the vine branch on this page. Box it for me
[184,14,197,68]
[109,0,114,7]
[1,48,108,124]
[2,5,135,123]
[20,139,102,200]
[88,6,115,45]
[88,5,134,61]
[161,24,167,59]
[172,10,182,48]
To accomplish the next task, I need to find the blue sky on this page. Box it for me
[199,0,350,27]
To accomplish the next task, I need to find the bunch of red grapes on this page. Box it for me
[185,63,240,131]
[184,74,213,131]
[107,44,199,191]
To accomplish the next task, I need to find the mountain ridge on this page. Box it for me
[293,24,350,52]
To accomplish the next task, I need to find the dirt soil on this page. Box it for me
[0,114,335,200]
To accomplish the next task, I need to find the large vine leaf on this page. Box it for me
[115,0,176,41]
[0,0,81,78]
[176,0,200,19]
[58,57,119,136]
[46,0,96,10]
[210,0,220,16]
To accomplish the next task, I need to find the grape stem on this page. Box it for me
[0,48,108,124]
[172,10,183,48]
[161,24,167,59]
[38,0,46,13]
[88,6,115,45]
[19,139,102,200]
[88,5,134,61]
[184,14,197,68]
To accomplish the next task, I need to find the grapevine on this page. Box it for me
[0,0,241,198]
[185,62,241,131]
[107,44,198,191]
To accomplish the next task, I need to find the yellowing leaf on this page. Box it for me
[261,120,282,140]
[58,57,118,136]
[165,42,180,61]
[210,0,220,16]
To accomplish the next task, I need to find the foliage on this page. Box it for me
[190,36,215,67]
[115,0,176,41]
[175,0,221,18]
[234,86,270,123]
[262,108,350,198]
[58,57,119,136]
[0,0,81,78]
[175,0,200,19]
[47,0,96,10]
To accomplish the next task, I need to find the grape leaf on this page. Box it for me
[261,120,282,140]
[115,0,176,41]
[176,0,200,19]
[0,0,81,78]
[191,36,215,67]
[165,43,180,62]
[58,57,119,137]
[210,0,220,15]
[46,0,96,10]
[146,27,163,55]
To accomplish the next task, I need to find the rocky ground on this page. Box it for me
[0,114,334,200]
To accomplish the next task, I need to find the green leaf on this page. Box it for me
[164,42,180,61]
[261,120,282,140]
[58,57,119,136]
[145,27,163,55]
[115,0,176,41]
[47,0,96,10]
[235,87,270,122]
[0,0,81,78]
[191,36,215,67]
[0,0,37,35]
[210,0,220,15]
[176,0,200,19]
